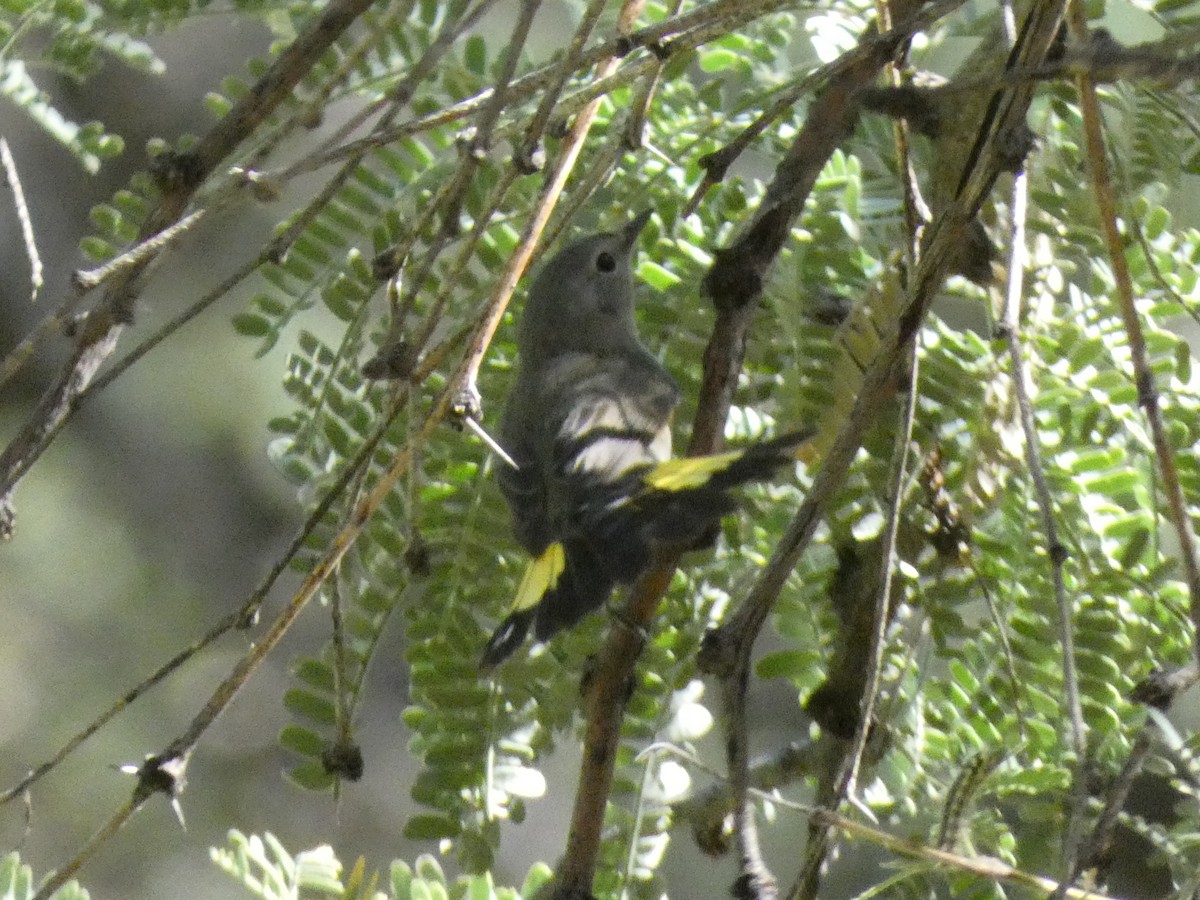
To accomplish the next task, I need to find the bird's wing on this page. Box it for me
[547,350,680,487]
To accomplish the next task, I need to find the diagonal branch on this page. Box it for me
[556,3,948,897]
[690,3,1069,899]
[1067,3,1200,663]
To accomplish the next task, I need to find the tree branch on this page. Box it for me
[0,0,381,538]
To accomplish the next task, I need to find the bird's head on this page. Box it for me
[518,211,653,361]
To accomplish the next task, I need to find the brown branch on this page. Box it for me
[686,4,1071,899]
[1067,4,1200,664]
[699,4,928,895]
[690,0,950,452]
[294,0,793,177]
[555,3,950,897]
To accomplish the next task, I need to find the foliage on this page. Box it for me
[8,0,1200,896]
[210,831,553,900]
[0,853,89,900]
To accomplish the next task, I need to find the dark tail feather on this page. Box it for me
[533,541,619,641]
[481,544,625,668]
[639,429,812,546]
[480,608,536,670]
[700,429,813,491]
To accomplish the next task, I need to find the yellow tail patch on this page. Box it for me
[512,543,566,611]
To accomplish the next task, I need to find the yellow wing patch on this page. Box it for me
[642,434,819,492]
[512,543,566,612]
[642,451,744,491]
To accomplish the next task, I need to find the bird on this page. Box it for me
[480,212,810,669]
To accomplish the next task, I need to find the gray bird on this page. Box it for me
[482,212,811,668]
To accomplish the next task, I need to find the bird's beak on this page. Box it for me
[620,210,653,250]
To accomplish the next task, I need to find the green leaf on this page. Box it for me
[638,260,682,291]
[465,35,486,76]
[698,48,739,73]
[279,724,327,758]
[404,815,462,840]
[284,688,336,724]
[232,312,272,337]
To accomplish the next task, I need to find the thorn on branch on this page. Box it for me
[231,166,283,203]
[236,604,260,630]
[450,381,483,425]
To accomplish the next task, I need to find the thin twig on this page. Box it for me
[270,0,500,270]
[0,609,240,806]
[1000,104,1088,893]
[288,0,793,178]
[662,739,1122,900]
[791,8,925,893]
[247,0,422,169]
[1067,1,1200,665]
[515,0,607,169]
[0,137,42,301]
[1071,726,1153,886]
[0,0,381,537]
[809,808,1123,900]
[449,1,639,418]
[79,251,263,400]
[33,796,142,899]
[0,292,87,394]
[407,168,521,357]
[71,209,208,292]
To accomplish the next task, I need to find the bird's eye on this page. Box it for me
[595,251,616,273]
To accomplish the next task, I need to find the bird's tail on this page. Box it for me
[480,429,815,668]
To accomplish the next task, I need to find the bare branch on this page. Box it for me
[1067,4,1200,667]
[0,0,381,538]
